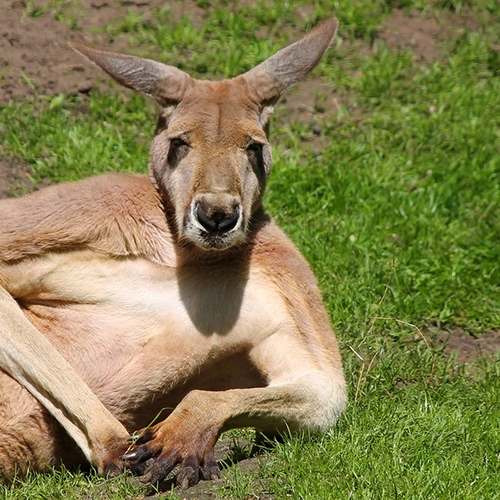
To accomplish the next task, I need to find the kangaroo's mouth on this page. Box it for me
[182,202,246,250]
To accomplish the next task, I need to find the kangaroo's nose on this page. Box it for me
[196,203,240,233]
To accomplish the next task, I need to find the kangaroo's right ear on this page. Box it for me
[69,40,194,108]
[240,18,338,107]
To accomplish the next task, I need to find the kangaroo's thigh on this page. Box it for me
[0,370,84,483]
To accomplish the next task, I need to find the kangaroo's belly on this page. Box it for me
[1,250,285,429]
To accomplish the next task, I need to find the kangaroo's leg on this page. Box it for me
[122,330,347,488]
[0,286,130,475]
[0,370,87,483]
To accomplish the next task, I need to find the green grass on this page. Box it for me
[0,469,148,500]
[220,348,500,499]
[1,0,500,498]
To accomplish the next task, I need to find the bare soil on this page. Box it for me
[434,327,500,363]
[379,8,480,62]
[0,0,208,104]
[1,2,499,497]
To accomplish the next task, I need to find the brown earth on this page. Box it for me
[435,327,500,364]
[0,0,208,104]
[379,8,480,62]
[1,2,499,497]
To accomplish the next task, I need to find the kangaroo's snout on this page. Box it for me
[185,192,244,250]
[195,200,241,234]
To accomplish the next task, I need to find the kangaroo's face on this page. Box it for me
[149,80,271,250]
[70,18,338,251]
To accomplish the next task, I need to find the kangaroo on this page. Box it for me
[0,18,346,488]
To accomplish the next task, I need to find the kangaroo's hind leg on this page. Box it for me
[0,370,86,484]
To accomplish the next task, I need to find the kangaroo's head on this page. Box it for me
[71,19,338,251]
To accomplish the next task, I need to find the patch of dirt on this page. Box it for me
[0,156,54,198]
[435,328,500,363]
[277,78,346,154]
[0,0,207,104]
[2,1,96,103]
[0,0,207,195]
[379,9,480,62]
[273,7,483,153]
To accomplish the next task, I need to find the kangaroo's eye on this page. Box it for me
[168,138,190,167]
[246,142,264,178]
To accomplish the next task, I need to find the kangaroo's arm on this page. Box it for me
[0,174,175,265]
[122,333,346,488]
[125,384,339,488]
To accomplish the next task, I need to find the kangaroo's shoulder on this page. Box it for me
[0,174,175,264]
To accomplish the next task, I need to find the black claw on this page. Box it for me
[201,462,221,481]
[103,462,123,479]
[177,456,201,488]
[201,450,220,481]
[128,457,155,476]
[121,444,153,463]
[139,457,176,484]
[177,465,199,489]
[121,451,138,461]
[121,438,220,488]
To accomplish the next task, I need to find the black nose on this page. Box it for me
[196,204,240,233]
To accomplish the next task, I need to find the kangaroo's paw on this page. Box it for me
[122,416,220,488]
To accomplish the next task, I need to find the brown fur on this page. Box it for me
[0,19,346,487]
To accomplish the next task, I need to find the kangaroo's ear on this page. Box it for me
[69,40,193,107]
[241,18,338,106]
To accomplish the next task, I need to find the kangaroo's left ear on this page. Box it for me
[69,40,194,108]
[239,18,338,107]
